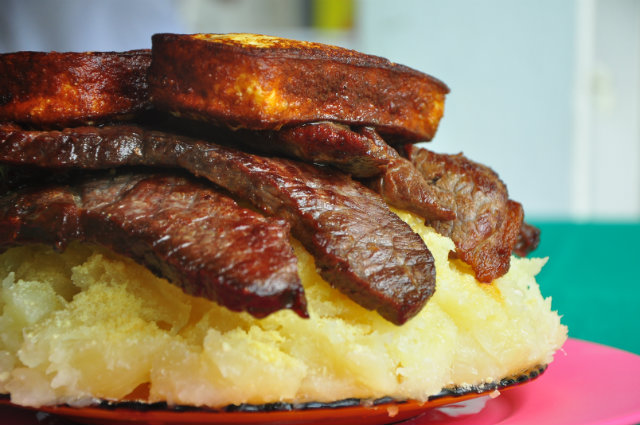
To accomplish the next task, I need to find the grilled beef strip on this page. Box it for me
[404,144,532,283]
[0,172,307,318]
[216,120,537,267]
[212,121,456,221]
[0,123,435,324]
[355,127,456,221]
[204,121,389,178]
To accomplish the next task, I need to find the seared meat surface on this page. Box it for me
[357,127,456,221]
[404,145,529,282]
[0,172,306,318]
[0,124,435,324]
[229,122,390,178]
[204,121,455,221]
[0,50,151,128]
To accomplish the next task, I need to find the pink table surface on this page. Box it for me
[407,338,640,425]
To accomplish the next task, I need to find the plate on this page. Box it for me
[0,386,527,425]
[405,338,640,425]
[1,338,639,425]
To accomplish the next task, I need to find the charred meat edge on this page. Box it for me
[404,145,535,283]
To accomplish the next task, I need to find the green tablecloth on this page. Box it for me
[532,222,640,355]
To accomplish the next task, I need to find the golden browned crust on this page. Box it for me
[0,50,151,128]
[149,33,449,141]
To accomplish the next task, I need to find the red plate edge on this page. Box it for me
[15,338,634,425]
[0,392,494,425]
[0,377,539,425]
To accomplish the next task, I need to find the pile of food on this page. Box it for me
[0,34,566,409]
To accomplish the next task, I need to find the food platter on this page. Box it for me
[0,30,569,425]
[2,338,639,425]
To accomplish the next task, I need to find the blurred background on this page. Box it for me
[2,0,638,221]
[1,0,639,353]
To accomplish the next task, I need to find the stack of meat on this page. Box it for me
[0,33,539,326]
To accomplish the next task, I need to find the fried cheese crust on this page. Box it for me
[0,50,151,127]
[149,33,449,141]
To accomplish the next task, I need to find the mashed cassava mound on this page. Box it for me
[0,209,567,408]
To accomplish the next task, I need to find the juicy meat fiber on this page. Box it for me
[217,121,455,221]
[356,127,456,221]
[230,122,391,178]
[405,145,525,282]
[0,172,307,318]
[0,123,435,324]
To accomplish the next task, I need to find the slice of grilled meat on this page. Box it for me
[225,122,390,178]
[513,221,541,257]
[404,145,533,283]
[0,123,435,324]
[0,172,307,318]
[148,33,449,142]
[0,50,151,128]
[182,120,455,221]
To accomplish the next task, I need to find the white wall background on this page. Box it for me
[355,0,640,221]
[1,0,638,221]
[357,0,577,220]
[575,0,640,220]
